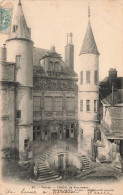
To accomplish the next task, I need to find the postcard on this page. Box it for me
[0,0,123,194]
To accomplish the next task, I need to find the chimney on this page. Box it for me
[0,44,7,62]
[65,33,74,70]
[108,68,117,89]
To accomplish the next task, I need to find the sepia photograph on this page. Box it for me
[0,0,123,194]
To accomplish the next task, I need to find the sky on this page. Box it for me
[0,0,123,81]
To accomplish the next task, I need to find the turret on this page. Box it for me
[78,6,99,159]
[6,0,33,164]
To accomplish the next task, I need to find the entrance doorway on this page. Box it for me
[58,154,64,170]
[51,133,57,145]
[66,129,69,138]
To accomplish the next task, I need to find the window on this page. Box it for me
[33,126,41,140]
[80,71,83,84]
[24,139,29,149]
[16,55,21,68]
[55,97,62,111]
[86,100,90,112]
[44,131,48,141]
[48,61,53,71]
[71,124,74,138]
[54,62,59,72]
[29,88,33,99]
[80,100,83,111]
[94,71,98,83]
[94,100,98,112]
[17,110,21,118]
[66,130,69,138]
[13,25,18,32]
[66,97,74,111]
[37,126,40,130]
[60,129,62,139]
[86,71,90,83]
[45,97,53,111]
[33,96,41,117]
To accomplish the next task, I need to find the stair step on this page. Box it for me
[38,165,49,168]
[39,172,53,176]
[38,158,46,161]
[38,162,47,165]
[83,164,89,167]
[38,166,49,170]
[39,169,51,173]
[39,173,54,178]
[37,175,59,181]
[39,170,52,174]
[31,176,62,184]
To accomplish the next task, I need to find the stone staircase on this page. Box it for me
[78,155,90,172]
[32,151,62,183]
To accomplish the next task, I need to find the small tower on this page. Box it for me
[78,6,100,159]
[6,0,33,164]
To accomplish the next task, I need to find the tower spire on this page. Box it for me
[79,4,99,55]
[18,0,21,6]
[88,3,90,21]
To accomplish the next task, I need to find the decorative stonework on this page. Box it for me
[33,78,78,91]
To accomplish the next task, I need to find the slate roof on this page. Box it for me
[117,77,123,89]
[100,89,123,105]
[98,106,123,139]
[8,1,31,40]
[33,47,49,66]
[33,47,78,78]
[79,21,99,55]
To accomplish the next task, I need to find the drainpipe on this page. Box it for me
[112,83,114,106]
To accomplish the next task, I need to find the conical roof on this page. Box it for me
[8,0,31,40]
[79,21,99,55]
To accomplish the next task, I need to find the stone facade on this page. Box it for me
[0,57,17,151]
[33,46,78,153]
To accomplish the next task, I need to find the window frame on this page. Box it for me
[94,70,98,84]
[80,100,83,111]
[86,100,90,112]
[16,55,21,68]
[24,139,29,150]
[94,100,98,112]
[17,110,21,119]
[33,96,41,117]
[45,96,53,111]
[66,97,75,111]
[54,97,63,112]
[86,71,90,84]
[80,71,83,84]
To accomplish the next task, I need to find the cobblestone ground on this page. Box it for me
[75,163,123,182]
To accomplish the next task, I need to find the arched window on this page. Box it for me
[48,61,53,71]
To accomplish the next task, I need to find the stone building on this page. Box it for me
[0,0,78,164]
[33,44,78,152]
[93,69,123,163]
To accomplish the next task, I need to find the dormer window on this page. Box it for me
[13,25,18,32]
[48,61,53,71]
[54,61,59,72]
